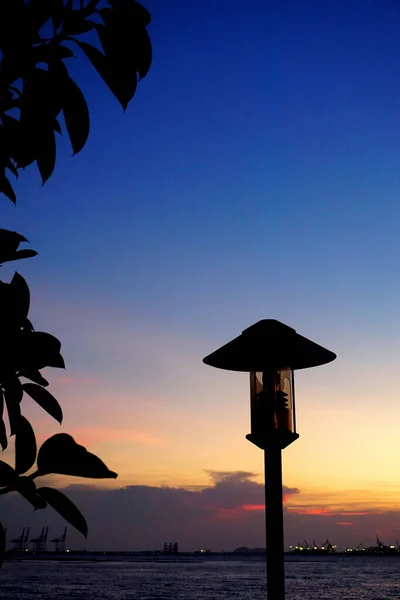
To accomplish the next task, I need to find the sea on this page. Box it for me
[1,554,400,600]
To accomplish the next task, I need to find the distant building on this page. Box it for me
[163,542,179,554]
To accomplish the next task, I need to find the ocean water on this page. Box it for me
[1,555,400,600]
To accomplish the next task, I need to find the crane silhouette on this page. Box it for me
[52,527,67,552]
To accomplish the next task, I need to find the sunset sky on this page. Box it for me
[3,0,400,551]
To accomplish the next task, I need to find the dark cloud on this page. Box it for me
[2,472,398,552]
[1,471,296,552]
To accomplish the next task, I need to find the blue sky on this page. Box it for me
[3,0,400,549]
[5,0,400,339]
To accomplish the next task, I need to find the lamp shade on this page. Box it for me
[203,319,336,372]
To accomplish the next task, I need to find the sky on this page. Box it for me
[3,0,400,551]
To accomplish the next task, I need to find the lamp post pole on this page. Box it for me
[262,367,286,600]
[202,320,336,600]
[265,445,285,600]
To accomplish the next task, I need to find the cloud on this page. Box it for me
[3,472,400,553]
[288,507,335,516]
[65,426,165,447]
[1,471,298,552]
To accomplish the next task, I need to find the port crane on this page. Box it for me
[52,527,67,552]
[10,527,29,551]
[322,539,335,552]
[355,543,365,551]
[295,542,304,550]
[30,527,48,552]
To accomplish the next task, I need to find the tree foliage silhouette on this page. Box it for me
[0,0,152,565]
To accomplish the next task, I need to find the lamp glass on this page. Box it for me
[250,368,295,437]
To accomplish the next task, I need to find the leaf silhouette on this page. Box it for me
[19,370,49,387]
[63,76,90,155]
[7,249,38,262]
[15,416,37,474]
[10,272,30,324]
[25,0,62,33]
[0,229,27,253]
[7,331,64,371]
[4,385,21,436]
[0,420,7,451]
[4,378,23,405]
[37,487,88,537]
[37,433,117,479]
[136,29,152,80]
[99,2,151,80]
[23,383,63,424]
[1,176,16,203]
[53,119,62,135]
[74,40,135,110]
[0,460,18,487]
[0,230,37,265]
[7,159,19,178]
[17,477,47,510]
[36,126,56,184]
[0,275,29,331]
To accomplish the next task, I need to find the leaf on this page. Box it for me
[53,119,62,135]
[58,45,75,59]
[17,476,47,510]
[1,176,16,203]
[0,460,18,486]
[15,416,37,474]
[2,116,22,166]
[19,370,49,387]
[63,18,94,36]
[4,387,21,436]
[17,68,61,181]
[37,434,118,479]
[0,229,27,247]
[62,0,96,36]
[7,160,19,178]
[137,29,152,80]
[0,275,29,331]
[10,272,30,323]
[36,126,56,185]
[9,331,65,371]
[82,0,101,17]
[37,487,88,537]
[26,0,60,32]
[50,0,65,30]
[0,420,7,451]
[4,379,23,405]
[3,379,23,437]
[0,230,31,264]
[109,0,151,26]
[0,522,5,568]
[7,249,38,262]
[23,383,63,424]
[74,40,135,110]
[63,76,90,155]
[22,318,34,332]
[99,3,152,80]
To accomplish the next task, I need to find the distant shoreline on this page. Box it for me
[4,550,400,562]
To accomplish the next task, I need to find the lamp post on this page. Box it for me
[203,319,336,600]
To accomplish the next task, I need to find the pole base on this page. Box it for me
[246,431,299,450]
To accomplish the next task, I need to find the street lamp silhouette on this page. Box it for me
[203,319,336,600]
